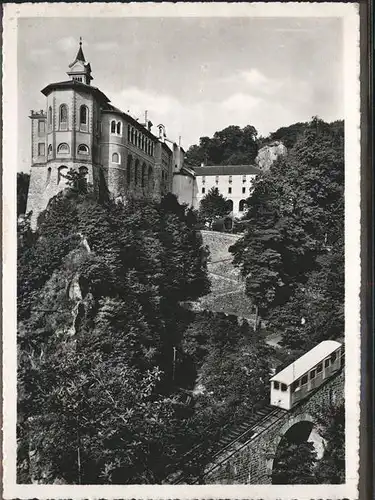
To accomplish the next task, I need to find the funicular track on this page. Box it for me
[172,351,345,485]
[171,402,286,484]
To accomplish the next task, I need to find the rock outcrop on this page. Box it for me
[255,141,287,171]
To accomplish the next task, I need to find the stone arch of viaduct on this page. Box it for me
[203,370,344,484]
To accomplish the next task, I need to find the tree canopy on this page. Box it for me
[230,118,344,351]
[185,125,259,166]
[198,187,231,227]
[17,190,211,483]
[272,439,318,484]
[314,403,345,483]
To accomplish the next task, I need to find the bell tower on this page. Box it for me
[67,38,93,85]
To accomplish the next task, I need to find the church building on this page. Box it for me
[26,40,188,226]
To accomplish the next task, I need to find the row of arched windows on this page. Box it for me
[47,104,89,131]
[127,125,154,156]
[47,143,90,156]
[109,120,154,157]
[123,155,153,189]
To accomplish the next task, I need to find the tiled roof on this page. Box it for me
[270,340,342,385]
[193,164,261,176]
[41,80,110,103]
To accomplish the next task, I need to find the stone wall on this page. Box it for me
[200,230,240,262]
[204,370,344,484]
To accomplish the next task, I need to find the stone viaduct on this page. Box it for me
[201,369,344,484]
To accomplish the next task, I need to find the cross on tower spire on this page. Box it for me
[75,36,86,63]
[67,38,92,84]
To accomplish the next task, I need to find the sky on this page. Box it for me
[18,16,343,172]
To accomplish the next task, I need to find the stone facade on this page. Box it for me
[203,369,344,484]
[26,41,186,227]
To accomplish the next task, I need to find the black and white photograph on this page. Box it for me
[3,2,361,498]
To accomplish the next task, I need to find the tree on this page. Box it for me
[314,403,345,483]
[185,125,258,166]
[268,121,309,149]
[64,168,89,194]
[199,187,230,227]
[272,439,318,484]
[17,172,30,216]
[230,118,344,341]
[17,187,210,483]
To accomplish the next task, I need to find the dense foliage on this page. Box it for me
[17,190,212,483]
[17,184,271,484]
[185,125,258,166]
[272,440,318,484]
[230,118,344,351]
[315,403,345,483]
[198,187,230,227]
[17,172,30,216]
[265,122,309,149]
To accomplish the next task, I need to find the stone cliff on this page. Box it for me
[255,141,287,171]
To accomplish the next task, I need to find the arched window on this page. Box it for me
[134,159,139,186]
[128,125,131,141]
[48,106,52,128]
[48,144,53,156]
[79,166,89,193]
[77,144,89,155]
[226,199,234,212]
[57,166,68,185]
[112,152,120,163]
[141,163,146,188]
[110,120,116,134]
[239,199,247,212]
[80,105,88,128]
[116,121,122,135]
[127,155,132,185]
[131,128,134,144]
[138,134,141,148]
[59,104,68,130]
[141,136,145,151]
[46,167,51,185]
[57,143,70,154]
[134,131,138,146]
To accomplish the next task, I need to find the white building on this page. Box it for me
[193,164,261,217]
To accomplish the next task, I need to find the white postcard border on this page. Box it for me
[3,2,361,499]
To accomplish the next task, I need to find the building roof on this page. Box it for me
[41,80,109,102]
[270,340,342,385]
[75,41,86,63]
[193,165,261,176]
[102,103,159,142]
[173,165,196,178]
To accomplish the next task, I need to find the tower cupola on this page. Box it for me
[67,38,93,85]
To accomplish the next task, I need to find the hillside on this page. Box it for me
[193,231,255,320]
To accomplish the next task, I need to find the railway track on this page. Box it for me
[172,402,282,484]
